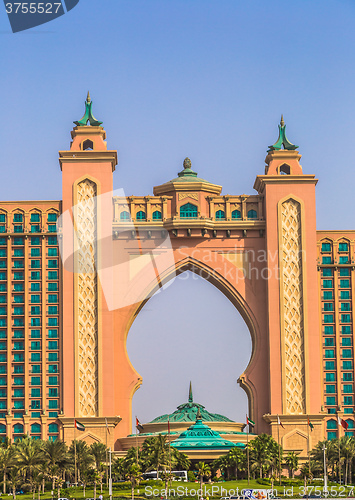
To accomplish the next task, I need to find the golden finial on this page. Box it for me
[280,114,285,127]
[86,91,91,103]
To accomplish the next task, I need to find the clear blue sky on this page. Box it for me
[1,0,355,427]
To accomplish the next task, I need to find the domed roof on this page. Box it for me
[167,157,211,183]
[150,383,234,424]
[170,410,244,450]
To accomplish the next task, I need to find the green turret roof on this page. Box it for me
[150,383,234,424]
[74,92,103,127]
[167,157,212,183]
[268,115,298,152]
[170,414,244,451]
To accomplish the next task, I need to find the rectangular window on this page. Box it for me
[48,237,57,245]
[13,342,24,351]
[344,373,353,381]
[31,412,41,418]
[48,412,58,418]
[343,338,352,346]
[342,349,352,358]
[0,389,6,397]
[31,353,41,362]
[13,237,23,246]
[0,342,6,351]
[13,319,23,327]
[14,225,23,233]
[49,388,58,397]
[0,296,5,304]
[340,280,350,288]
[339,243,349,252]
[31,283,40,291]
[14,389,24,398]
[31,342,41,350]
[48,271,58,280]
[0,308,6,316]
[323,268,333,277]
[31,272,41,280]
[0,319,6,328]
[13,260,23,269]
[13,354,24,362]
[48,376,58,385]
[48,353,58,361]
[31,318,41,327]
[48,341,58,350]
[0,273,5,281]
[13,401,24,409]
[0,239,5,246]
[324,303,334,311]
[48,260,58,268]
[31,248,40,257]
[30,237,40,245]
[48,365,57,373]
[48,329,58,338]
[30,213,40,223]
[326,397,336,405]
[0,377,5,386]
[340,268,350,276]
[13,272,23,280]
[31,400,41,409]
[48,400,58,409]
[324,314,334,323]
[13,366,23,373]
[30,306,41,315]
[343,361,353,369]
[48,294,58,303]
[47,213,57,222]
[322,257,332,264]
[13,214,22,223]
[325,338,334,346]
[48,318,58,326]
[323,280,333,288]
[326,385,336,393]
[0,261,6,270]
[0,215,5,223]
[13,283,23,291]
[13,377,23,385]
[48,306,58,315]
[341,303,351,312]
[326,373,335,382]
[325,350,335,358]
[0,250,6,257]
[13,249,23,257]
[31,295,40,304]
[341,291,350,300]
[31,225,40,233]
[31,388,41,397]
[14,295,24,303]
[13,307,24,315]
[48,282,58,291]
[344,384,353,393]
[339,256,349,264]
[30,330,40,338]
[48,224,57,233]
[31,260,40,269]
[342,326,352,335]
[32,365,41,373]
[48,248,58,256]
[322,243,331,252]
[344,396,353,405]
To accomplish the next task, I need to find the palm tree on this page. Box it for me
[285,451,299,478]
[68,440,93,483]
[15,437,44,499]
[197,462,211,498]
[125,464,141,500]
[7,467,22,500]
[300,462,312,493]
[249,434,281,478]
[90,442,107,493]
[0,445,16,494]
[227,447,246,479]
[42,440,68,490]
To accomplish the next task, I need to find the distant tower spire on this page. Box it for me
[196,407,202,420]
[86,91,91,103]
[188,381,193,403]
[267,114,298,152]
[74,92,103,127]
[280,114,284,127]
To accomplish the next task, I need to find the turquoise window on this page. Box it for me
[48,330,58,338]
[49,388,58,397]
[0,262,6,270]
[14,272,23,280]
[30,225,40,233]
[342,338,352,346]
[0,320,6,327]
[341,303,351,311]
[120,211,130,220]
[48,260,57,268]
[31,272,41,280]
[341,314,351,323]
[339,242,349,252]
[323,280,333,288]
[339,256,349,264]
[324,303,333,311]
[13,307,24,315]
[31,377,40,385]
[13,238,23,245]
[14,366,23,373]
[31,237,40,245]
[0,215,5,223]
[49,376,58,385]
[180,203,197,219]
[13,214,23,223]
[31,260,40,269]
[232,209,241,219]
[48,365,58,373]
[0,285,5,291]
[342,349,352,358]
[325,338,334,346]
[49,412,58,418]
[0,296,5,303]
[324,315,334,323]
[49,400,58,409]
[136,211,146,220]
[31,342,41,350]
[0,239,5,246]
[0,227,5,234]
[48,283,57,291]
[48,353,58,361]
[48,306,58,315]
[342,326,352,335]
[32,365,41,373]
[325,350,335,358]
[48,341,58,350]
[48,237,57,245]
[31,318,41,327]
[327,432,337,440]
[13,423,23,434]
[48,423,58,433]
[0,378,5,386]
[13,354,23,362]
[345,396,353,405]
[14,249,23,257]
[340,268,350,276]
[326,373,335,382]
[152,210,162,220]
[322,257,332,264]
[341,291,350,299]
[31,330,40,338]
[327,420,337,429]
[13,319,23,327]
[30,213,40,223]
[0,367,5,374]
[48,295,58,303]
[326,397,336,405]
[48,225,56,233]
[31,353,41,362]
[340,280,350,288]
[325,361,335,370]
[13,342,24,351]
[346,420,354,428]
[0,274,5,281]
[31,389,40,397]
[0,250,6,258]
[31,295,40,304]
[14,295,23,303]
[31,400,41,409]
[31,423,41,434]
[326,385,336,394]
[343,384,353,393]
[344,373,353,381]
[0,332,5,339]
[48,318,58,326]
[13,260,23,269]
[31,412,41,418]
[14,389,24,397]
[48,248,58,256]
[215,210,225,220]
[0,354,6,362]
[0,342,6,351]
[0,403,5,410]
[322,243,331,252]
[13,377,23,385]
[0,308,5,316]
[323,268,332,277]
[247,209,257,219]
[31,283,40,291]
[48,272,58,280]
[14,225,23,233]
[47,213,57,222]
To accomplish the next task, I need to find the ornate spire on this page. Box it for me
[74,92,103,127]
[188,381,193,403]
[196,407,202,420]
[177,157,198,178]
[268,115,298,152]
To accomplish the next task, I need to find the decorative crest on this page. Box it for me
[74,92,103,127]
[178,157,197,178]
[268,115,298,152]
[188,381,193,403]
[196,408,202,420]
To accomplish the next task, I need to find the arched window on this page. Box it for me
[13,423,23,434]
[247,209,257,220]
[30,212,40,223]
[180,203,197,219]
[82,139,94,151]
[31,423,41,434]
[215,210,225,220]
[136,211,146,221]
[327,419,337,430]
[152,211,162,220]
[120,211,130,221]
[48,423,58,433]
[0,424,5,434]
[346,419,354,429]
[279,163,290,175]
[232,209,241,220]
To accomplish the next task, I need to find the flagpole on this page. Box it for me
[74,422,77,486]
[307,415,311,473]
[135,416,139,467]
[247,423,250,486]
[338,418,341,486]
[277,415,281,485]
[106,420,108,487]
[168,417,172,487]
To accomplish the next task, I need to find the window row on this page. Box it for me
[0,237,58,246]
[321,242,350,253]
[0,422,59,434]
[120,206,259,221]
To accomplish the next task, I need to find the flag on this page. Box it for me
[74,419,85,431]
[338,416,349,431]
[246,415,255,427]
[105,417,110,434]
[277,415,285,429]
[308,417,314,432]
[136,417,144,432]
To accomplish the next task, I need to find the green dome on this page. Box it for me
[150,383,234,424]
[167,157,212,184]
[170,413,244,451]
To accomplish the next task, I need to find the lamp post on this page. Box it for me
[323,443,328,497]
[109,448,112,500]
